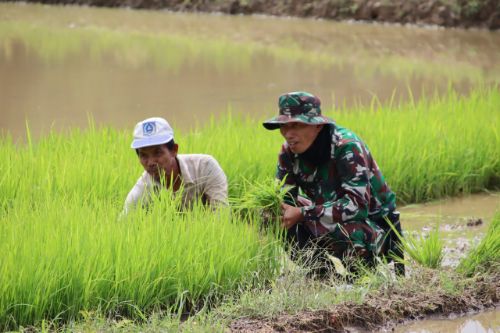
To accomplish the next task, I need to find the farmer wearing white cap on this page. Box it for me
[123,117,228,213]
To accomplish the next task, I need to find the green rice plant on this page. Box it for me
[0,198,282,330]
[404,228,444,269]
[230,177,295,238]
[457,212,500,277]
[231,177,293,218]
[387,219,444,269]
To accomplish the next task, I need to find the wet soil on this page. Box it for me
[400,193,499,267]
[16,0,500,30]
[230,271,499,332]
[393,308,500,333]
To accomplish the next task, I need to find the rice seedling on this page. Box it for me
[404,228,444,269]
[457,212,500,277]
[386,218,444,269]
[0,177,282,330]
[230,177,294,231]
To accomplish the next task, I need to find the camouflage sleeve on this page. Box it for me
[276,144,299,204]
[302,141,369,224]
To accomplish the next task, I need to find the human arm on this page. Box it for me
[276,144,299,204]
[276,144,303,228]
[280,202,303,229]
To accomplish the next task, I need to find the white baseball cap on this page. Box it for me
[130,117,174,149]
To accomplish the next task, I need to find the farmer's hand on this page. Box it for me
[280,203,302,229]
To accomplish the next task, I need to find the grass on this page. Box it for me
[0,87,499,330]
[390,223,444,269]
[457,212,500,277]
[62,262,498,332]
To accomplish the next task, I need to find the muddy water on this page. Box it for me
[393,309,500,333]
[400,192,499,232]
[1,3,500,140]
[394,194,499,332]
[400,192,499,267]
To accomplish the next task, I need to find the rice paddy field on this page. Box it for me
[1,86,499,331]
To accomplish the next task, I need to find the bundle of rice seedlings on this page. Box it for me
[230,177,294,230]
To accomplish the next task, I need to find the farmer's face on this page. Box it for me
[280,122,323,154]
[137,144,178,184]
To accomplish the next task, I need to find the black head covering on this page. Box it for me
[298,125,331,166]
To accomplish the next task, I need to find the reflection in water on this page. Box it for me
[393,309,500,333]
[1,3,500,140]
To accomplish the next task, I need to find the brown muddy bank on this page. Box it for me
[230,270,499,332]
[13,0,500,30]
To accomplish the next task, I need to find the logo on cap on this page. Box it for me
[142,122,156,136]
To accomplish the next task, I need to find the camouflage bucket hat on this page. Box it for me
[262,91,335,130]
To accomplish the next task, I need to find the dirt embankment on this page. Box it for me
[230,272,499,332]
[21,0,500,30]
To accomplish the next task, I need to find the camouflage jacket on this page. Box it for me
[276,124,396,235]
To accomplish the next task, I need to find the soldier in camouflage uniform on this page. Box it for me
[263,91,404,275]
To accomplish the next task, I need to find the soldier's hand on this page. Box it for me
[280,203,302,229]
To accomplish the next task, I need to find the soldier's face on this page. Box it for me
[280,122,323,154]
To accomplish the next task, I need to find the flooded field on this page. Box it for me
[393,308,500,333]
[1,3,500,140]
[400,193,500,267]
[401,193,500,232]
